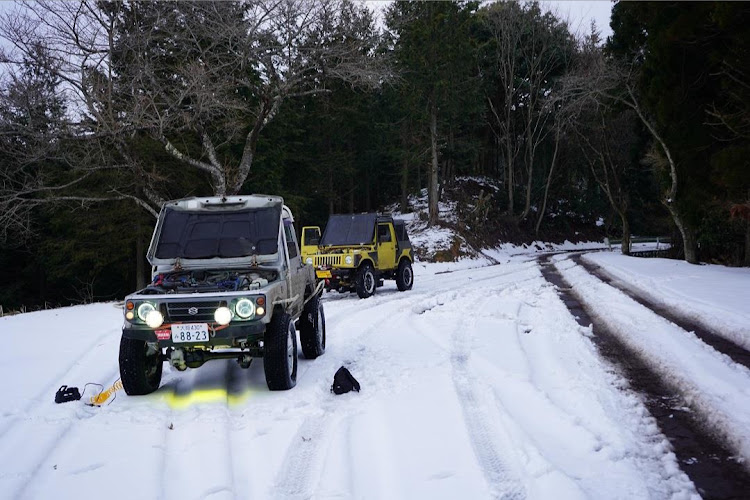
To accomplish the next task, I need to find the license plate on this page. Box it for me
[171,323,209,343]
[316,270,332,279]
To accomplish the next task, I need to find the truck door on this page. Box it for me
[376,223,397,270]
[300,226,321,263]
[283,219,305,316]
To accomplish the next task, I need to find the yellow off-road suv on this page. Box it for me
[301,214,414,298]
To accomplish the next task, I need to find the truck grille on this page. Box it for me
[314,255,343,267]
[166,301,221,322]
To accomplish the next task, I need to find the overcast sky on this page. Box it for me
[547,0,613,39]
[362,0,614,40]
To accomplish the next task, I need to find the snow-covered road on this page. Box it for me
[2,253,749,499]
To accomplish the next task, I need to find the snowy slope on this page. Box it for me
[0,256,704,500]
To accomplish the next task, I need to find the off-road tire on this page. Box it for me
[300,294,326,359]
[355,263,376,299]
[119,336,163,395]
[396,259,414,291]
[264,311,298,390]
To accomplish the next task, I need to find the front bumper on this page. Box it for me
[123,322,265,348]
[319,268,356,291]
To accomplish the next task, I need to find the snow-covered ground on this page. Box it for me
[582,252,750,350]
[13,249,750,498]
[555,254,750,467]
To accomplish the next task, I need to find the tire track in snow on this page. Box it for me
[322,261,536,322]
[573,253,750,370]
[266,300,407,499]
[541,255,750,498]
[265,266,509,499]
[449,299,526,500]
[0,328,118,443]
[404,272,533,499]
[157,363,237,500]
[271,413,335,500]
[4,368,121,500]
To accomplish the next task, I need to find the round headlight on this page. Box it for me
[345,255,353,265]
[145,310,164,328]
[305,257,313,265]
[214,306,232,325]
[235,298,255,319]
[137,302,155,322]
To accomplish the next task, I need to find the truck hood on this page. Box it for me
[147,204,283,268]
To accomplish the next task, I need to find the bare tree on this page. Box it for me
[484,2,524,216]
[562,41,698,263]
[534,108,565,234]
[483,2,573,220]
[0,0,384,234]
[577,110,638,255]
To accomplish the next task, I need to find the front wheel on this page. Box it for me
[300,294,326,359]
[396,259,414,291]
[355,263,376,299]
[264,312,298,390]
[119,336,163,395]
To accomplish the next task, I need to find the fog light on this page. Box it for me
[145,310,164,328]
[214,306,232,325]
[256,307,265,316]
[125,311,134,321]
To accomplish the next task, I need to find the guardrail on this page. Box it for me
[605,236,672,255]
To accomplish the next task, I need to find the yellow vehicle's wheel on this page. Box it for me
[396,259,413,291]
[355,263,376,299]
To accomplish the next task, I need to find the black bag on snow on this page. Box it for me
[331,366,360,395]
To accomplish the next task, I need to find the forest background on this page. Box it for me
[0,1,748,309]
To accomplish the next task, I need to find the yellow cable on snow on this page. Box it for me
[89,379,123,406]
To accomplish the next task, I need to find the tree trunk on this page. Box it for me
[535,128,561,235]
[136,224,146,290]
[620,214,631,256]
[665,202,698,264]
[400,157,409,213]
[522,167,533,220]
[348,173,355,213]
[328,168,334,215]
[428,102,439,226]
[625,86,699,263]
[365,167,371,211]
[506,145,514,216]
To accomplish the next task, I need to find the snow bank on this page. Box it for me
[556,256,750,467]
[583,252,750,350]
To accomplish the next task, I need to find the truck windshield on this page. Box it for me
[154,206,281,259]
[320,214,377,246]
